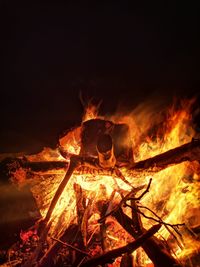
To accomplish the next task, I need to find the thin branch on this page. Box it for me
[136,204,184,248]
[125,204,184,228]
[125,203,184,249]
[98,179,152,223]
[50,236,90,256]
[125,178,152,201]
[137,205,185,228]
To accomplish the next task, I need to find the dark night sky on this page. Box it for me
[0,2,199,153]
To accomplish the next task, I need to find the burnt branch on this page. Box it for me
[43,155,80,224]
[125,178,152,201]
[112,208,181,267]
[98,179,152,223]
[134,204,184,249]
[125,204,184,229]
[80,224,161,267]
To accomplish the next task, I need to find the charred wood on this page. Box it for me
[120,253,134,267]
[112,208,181,267]
[4,139,200,178]
[80,224,161,267]
[130,199,143,238]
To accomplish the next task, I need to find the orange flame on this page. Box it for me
[12,98,200,266]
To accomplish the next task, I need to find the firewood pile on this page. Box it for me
[0,101,200,267]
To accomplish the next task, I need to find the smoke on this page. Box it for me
[107,95,168,149]
[0,182,40,225]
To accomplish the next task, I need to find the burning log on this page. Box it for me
[131,138,200,173]
[4,139,200,178]
[112,207,181,267]
[43,155,80,224]
[80,224,161,267]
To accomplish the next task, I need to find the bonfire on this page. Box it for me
[0,98,200,267]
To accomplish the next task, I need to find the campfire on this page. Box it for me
[1,98,200,266]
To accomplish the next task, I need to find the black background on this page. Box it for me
[0,2,199,153]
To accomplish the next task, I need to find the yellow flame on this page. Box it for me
[12,98,200,266]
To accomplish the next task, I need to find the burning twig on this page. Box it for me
[80,224,161,267]
[98,178,152,223]
[125,178,152,201]
[125,203,185,229]
[125,203,185,250]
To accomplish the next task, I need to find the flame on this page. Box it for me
[82,101,100,122]
[11,99,200,266]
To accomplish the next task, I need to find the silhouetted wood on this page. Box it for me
[120,253,134,267]
[80,224,161,267]
[112,208,181,267]
[131,199,143,236]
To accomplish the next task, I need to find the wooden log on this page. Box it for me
[80,224,161,267]
[112,208,181,267]
[43,156,80,224]
[131,138,200,172]
[4,139,200,177]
